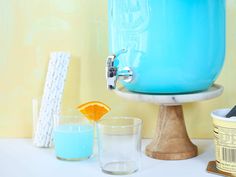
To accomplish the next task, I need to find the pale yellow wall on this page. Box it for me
[0,0,235,138]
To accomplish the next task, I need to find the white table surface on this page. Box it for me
[0,139,217,177]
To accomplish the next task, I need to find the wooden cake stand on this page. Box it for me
[114,84,223,160]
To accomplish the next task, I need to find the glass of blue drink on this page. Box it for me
[53,115,94,160]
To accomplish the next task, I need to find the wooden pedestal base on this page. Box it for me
[145,105,198,160]
[114,85,223,160]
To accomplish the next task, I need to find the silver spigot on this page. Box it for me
[106,55,117,89]
[106,49,133,89]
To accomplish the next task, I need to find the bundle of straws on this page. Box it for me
[34,52,71,147]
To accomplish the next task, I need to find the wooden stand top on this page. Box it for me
[114,84,223,105]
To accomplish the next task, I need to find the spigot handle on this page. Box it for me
[106,49,133,90]
[106,55,117,89]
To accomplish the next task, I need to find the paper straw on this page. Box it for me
[33,52,71,147]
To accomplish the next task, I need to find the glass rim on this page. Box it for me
[54,124,94,133]
[54,115,85,118]
[97,117,142,128]
[54,115,91,121]
[53,115,92,128]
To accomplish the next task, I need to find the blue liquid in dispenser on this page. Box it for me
[54,125,94,160]
[109,0,225,93]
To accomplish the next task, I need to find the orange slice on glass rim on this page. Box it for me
[77,101,111,121]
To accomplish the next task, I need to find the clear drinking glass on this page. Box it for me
[53,115,94,160]
[97,117,142,175]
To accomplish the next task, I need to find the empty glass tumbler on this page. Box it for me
[97,117,142,175]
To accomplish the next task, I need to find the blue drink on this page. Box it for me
[109,0,225,93]
[54,124,94,160]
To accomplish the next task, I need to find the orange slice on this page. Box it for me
[77,101,111,121]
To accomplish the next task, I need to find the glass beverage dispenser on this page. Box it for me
[106,0,225,94]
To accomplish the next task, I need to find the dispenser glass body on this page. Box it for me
[108,0,225,93]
